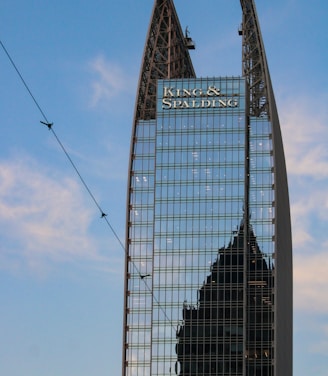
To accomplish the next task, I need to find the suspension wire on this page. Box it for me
[1,39,177,334]
[0,39,124,249]
[0,40,49,122]
[50,125,126,252]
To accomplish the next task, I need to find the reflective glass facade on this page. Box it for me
[124,77,277,375]
[155,78,247,375]
[123,1,292,375]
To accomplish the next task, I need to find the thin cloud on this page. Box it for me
[291,187,328,249]
[0,155,105,275]
[294,250,328,314]
[87,54,130,108]
[308,324,328,355]
[279,96,328,252]
[280,97,328,179]
[278,95,328,315]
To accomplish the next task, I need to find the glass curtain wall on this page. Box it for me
[126,118,156,375]
[245,115,275,375]
[154,77,246,375]
[124,77,258,375]
[125,77,276,376]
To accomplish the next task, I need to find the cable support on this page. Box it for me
[1,39,177,335]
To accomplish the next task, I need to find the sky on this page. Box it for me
[0,0,327,375]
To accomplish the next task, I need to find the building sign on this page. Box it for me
[161,85,239,110]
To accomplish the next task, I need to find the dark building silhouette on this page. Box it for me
[176,220,274,375]
[122,1,292,375]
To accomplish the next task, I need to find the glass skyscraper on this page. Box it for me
[122,1,292,375]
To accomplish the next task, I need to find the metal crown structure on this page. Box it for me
[134,0,195,122]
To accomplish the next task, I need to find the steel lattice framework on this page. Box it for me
[240,4,293,374]
[135,0,195,121]
[240,0,269,117]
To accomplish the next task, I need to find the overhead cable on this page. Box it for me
[0,39,176,334]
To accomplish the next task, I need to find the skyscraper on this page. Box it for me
[122,1,292,375]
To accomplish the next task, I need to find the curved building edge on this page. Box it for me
[246,1,293,374]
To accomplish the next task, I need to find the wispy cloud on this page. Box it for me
[87,55,131,109]
[278,96,328,315]
[291,187,328,249]
[0,155,107,276]
[280,96,328,179]
[308,324,328,355]
[294,250,328,314]
[279,96,328,252]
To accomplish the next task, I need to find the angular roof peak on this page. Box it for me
[134,0,195,121]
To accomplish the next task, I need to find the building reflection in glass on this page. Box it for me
[176,219,274,376]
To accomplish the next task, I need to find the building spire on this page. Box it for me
[240,0,271,117]
[134,0,195,121]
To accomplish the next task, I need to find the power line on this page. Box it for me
[41,120,126,252]
[1,39,121,248]
[0,39,177,334]
[0,40,49,123]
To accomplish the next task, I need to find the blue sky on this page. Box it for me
[1,1,327,375]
